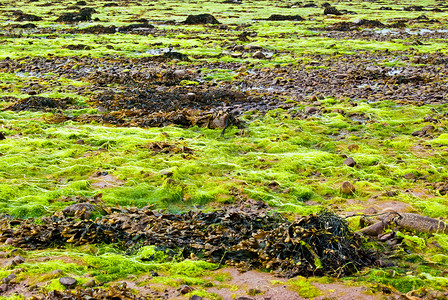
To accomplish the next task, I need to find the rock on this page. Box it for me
[404,173,415,180]
[0,132,5,140]
[186,92,196,101]
[0,284,8,292]
[343,157,356,167]
[4,238,13,245]
[76,139,84,144]
[305,106,318,114]
[11,255,25,266]
[245,45,262,51]
[173,70,187,79]
[160,170,173,177]
[183,14,220,25]
[421,125,435,134]
[233,45,244,51]
[15,13,42,22]
[151,272,159,277]
[83,279,96,287]
[59,277,77,289]
[179,285,194,294]
[266,14,303,21]
[56,8,95,23]
[62,203,95,218]
[252,51,265,59]
[2,274,16,284]
[335,73,348,79]
[190,296,203,300]
[236,297,253,300]
[347,144,359,151]
[340,181,355,195]
[324,6,342,15]
[412,130,423,136]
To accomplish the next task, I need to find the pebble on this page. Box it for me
[173,70,187,78]
[0,132,5,140]
[186,92,196,101]
[252,51,265,59]
[11,255,25,266]
[83,279,96,287]
[179,285,194,294]
[190,296,203,300]
[403,173,415,180]
[343,157,356,167]
[421,124,435,133]
[305,106,318,114]
[340,181,355,195]
[59,277,77,289]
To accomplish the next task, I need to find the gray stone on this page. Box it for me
[59,277,77,289]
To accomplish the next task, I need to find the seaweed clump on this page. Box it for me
[3,96,74,111]
[0,201,375,278]
[32,284,155,300]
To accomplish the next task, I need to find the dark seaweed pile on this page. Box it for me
[0,203,375,278]
[32,284,155,300]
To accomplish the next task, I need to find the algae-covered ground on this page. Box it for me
[1,0,448,299]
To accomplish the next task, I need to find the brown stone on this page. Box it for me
[403,173,415,180]
[83,279,96,287]
[305,106,318,114]
[340,181,355,195]
[343,157,356,167]
[252,51,265,59]
[179,285,194,294]
[421,125,435,134]
[11,255,25,266]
